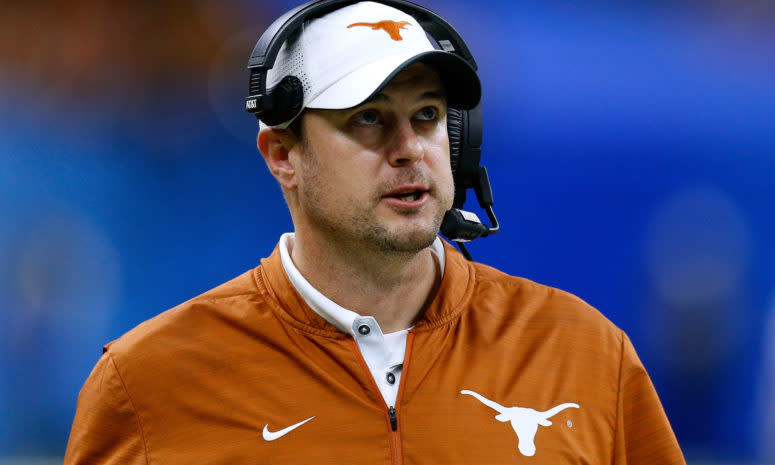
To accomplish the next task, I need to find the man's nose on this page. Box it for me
[386,119,424,167]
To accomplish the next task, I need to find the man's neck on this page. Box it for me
[288,232,441,333]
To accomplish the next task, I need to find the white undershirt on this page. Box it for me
[278,233,445,407]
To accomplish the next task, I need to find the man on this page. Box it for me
[64,1,685,463]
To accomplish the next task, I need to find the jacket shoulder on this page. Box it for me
[103,266,269,359]
[469,260,623,339]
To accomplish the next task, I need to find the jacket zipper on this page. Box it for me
[348,332,415,465]
[389,331,414,465]
[387,404,400,465]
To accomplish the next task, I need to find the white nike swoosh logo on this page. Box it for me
[262,416,315,441]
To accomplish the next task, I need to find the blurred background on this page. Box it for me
[0,0,773,463]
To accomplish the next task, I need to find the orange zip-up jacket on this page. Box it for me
[64,241,685,464]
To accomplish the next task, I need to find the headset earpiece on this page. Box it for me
[447,105,482,209]
[446,107,467,208]
[255,76,305,126]
[446,108,462,174]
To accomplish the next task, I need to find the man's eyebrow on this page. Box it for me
[367,89,447,104]
[419,90,447,101]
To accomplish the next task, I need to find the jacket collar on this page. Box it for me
[256,238,475,337]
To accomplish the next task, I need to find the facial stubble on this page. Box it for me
[296,145,450,254]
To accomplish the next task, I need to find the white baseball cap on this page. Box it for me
[264,1,481,128]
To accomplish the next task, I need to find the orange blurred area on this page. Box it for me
[0,0,259,108]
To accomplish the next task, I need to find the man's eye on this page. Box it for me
[415,106,438,121]
[354,110,380,125]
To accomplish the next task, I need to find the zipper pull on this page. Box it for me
[388,406,398,431]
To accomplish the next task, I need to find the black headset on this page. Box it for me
[245,0,498,260]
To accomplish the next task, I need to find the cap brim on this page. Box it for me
[306,50,481,111]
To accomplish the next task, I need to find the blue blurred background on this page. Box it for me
[1,0,773,462]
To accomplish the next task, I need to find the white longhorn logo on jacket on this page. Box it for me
[461,389,580,457]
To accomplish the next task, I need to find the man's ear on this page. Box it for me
[257,127,300,190]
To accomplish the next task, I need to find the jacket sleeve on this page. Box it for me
[612,333,686,465]
[63,351,148,465]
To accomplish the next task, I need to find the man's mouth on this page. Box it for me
[382,185,430,207]
[390,190,423,202]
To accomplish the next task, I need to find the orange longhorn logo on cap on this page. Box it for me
[347,20,411,41]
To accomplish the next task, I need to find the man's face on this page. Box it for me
[292,63,453,254]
